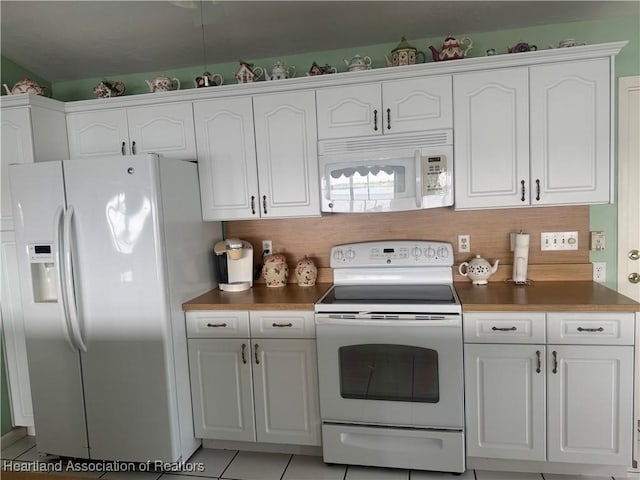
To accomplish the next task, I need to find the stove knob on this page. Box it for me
[345,249,356,261]
[412,246,422,258]
[426,247,436,258]
[333,249,344,262]
[437,247,449,258]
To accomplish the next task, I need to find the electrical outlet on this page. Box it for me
[593,262,606,282]
[458,235,470,253]
[541,231,578,251]
[262,240,272,256]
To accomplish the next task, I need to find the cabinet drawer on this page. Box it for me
[463,312,546,343]
[186,311,250,338]
[249,311,315,338]
[547,312,635,345]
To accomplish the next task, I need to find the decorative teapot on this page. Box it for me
[145,76,180,93]
[266,61,296,81]
[429,36,473,61]
[295,256,317,287]
[93,80,125,98]
[194,72,224,88]
[262,253,288,287]
[306,62,337,76]
[235,61,264,84]
[343,54,372,72]
[385,36,426,67]
[458,255,500,285]
[508,42,537,53]
[3,77,47,96]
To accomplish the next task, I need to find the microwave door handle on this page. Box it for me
[415,150,422,208]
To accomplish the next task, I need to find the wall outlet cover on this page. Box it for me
[593,262,606,282]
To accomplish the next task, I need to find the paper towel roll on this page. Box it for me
[512,233,530,283]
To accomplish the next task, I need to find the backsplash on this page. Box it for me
[225,205,590,272]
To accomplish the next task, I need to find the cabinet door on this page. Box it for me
[187,338,255,441]
[253,91,320,218]
[454,68,530,209]
[1,231,34,426]
[126,103,196,159]
[1,108,34,231]
[252,339,321,445]
[547,345,633,465]
[530,58,611,205]
[316,83,381,139]
[194,97,259,220]
[66,109,129,158]
[382,76,452,133]
[464,344,546,461]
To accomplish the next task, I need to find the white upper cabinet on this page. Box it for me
[454,68,530,209]
[195,91,320,221]
[529,58,611,205]
[454,58,612,209]
[66,102,196,160]
[316,76,452,139]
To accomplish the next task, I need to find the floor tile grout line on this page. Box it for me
[217,449,240,479]
[278,453,293,480]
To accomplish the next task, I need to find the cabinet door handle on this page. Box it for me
[262,195,267,215]
[251,196,256,215]
[535,350,541,374]
[535,179,541,201]
[131,141,136,154]
[241,343,247,364]
[206,322,227,328]
[373,109,378,131]
[521,180,526,202]
[121,141,126,156]
[272,322,293,327]
[491,326,517,331]
[386,108,391,130]
[254,343,260,364]
[552,350,558,374]
[577,326,604,332]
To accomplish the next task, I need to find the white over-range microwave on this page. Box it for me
[318,130,454,213]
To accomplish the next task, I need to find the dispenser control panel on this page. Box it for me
[28,244,53,262]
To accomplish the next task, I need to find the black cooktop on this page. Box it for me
[319,284,457,305]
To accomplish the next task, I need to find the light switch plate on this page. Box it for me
[590,231,606,251]
[541,231,578,251]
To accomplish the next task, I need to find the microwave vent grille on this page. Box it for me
[318,130,452,156]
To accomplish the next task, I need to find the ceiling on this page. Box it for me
[2,1,638,82]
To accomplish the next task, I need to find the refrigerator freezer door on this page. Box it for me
[62,154,180,462]
[9,161,89,458]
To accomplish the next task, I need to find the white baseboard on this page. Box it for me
[202,439,322,457]
[468,456,633,477]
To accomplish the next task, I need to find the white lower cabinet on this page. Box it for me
[186,311,321,446]
[464,312,635,466]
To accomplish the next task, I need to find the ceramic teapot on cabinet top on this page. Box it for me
[458,255,500,285]
[3,77,47,96]
[266,61,296,80]
[145,76,180,93]
[429,36,473,61]
[93,80,125,98]
[385,36,426,67]
[343,54,372,72]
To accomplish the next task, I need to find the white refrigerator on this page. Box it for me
[9,154,221,462]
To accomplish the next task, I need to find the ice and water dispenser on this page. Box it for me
[28,244,58,303]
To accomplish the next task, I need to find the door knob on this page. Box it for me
[629,249,639,260]
[629,272,640,284]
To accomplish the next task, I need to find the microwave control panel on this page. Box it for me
[421,155,448,195]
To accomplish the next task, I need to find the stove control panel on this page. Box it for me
[330,241,453,267]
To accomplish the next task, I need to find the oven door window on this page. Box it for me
[338,344,439,403]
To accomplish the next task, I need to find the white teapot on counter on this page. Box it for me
[458,255,500,285]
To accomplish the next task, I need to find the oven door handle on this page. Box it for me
[315,315,460,327]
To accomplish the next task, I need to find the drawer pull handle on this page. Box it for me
[241,343,247,364]
[491,326,517,331]
[552,350,558,374]
[254,343,260,364]
[386,108,391,130]
[577,326,604,332]
[206,322,227,328]
[535,350,541,374]
[373,109,378,131]
[272,322,293,327]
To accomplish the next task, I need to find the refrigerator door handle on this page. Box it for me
[53,206,77,352]
[63,206,87,352]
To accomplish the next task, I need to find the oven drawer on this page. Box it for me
[547,312,635,345]
[249,311,315,338]
[463,312,546,344]
[186,311,250,338]
[321,423,465,473]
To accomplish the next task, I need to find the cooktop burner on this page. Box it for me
[320,284,456,305]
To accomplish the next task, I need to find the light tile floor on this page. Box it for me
[2,435,639,480]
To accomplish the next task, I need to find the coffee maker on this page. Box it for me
[214,239,254,291]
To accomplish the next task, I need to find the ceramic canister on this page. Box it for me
[262,253,288,287]
[295,256,317,286]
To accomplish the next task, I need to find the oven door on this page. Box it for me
[315,314,463,429]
